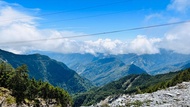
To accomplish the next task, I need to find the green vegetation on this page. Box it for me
[73,71,179,106]
[0,87,16,105]
[0,49,93,94]
[144,68,190,93]
[0,62,72,107]
[6,96,16,105]
[126,100,143,107]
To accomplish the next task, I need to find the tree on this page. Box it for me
[0,63,72,106]
[0,62,14,87]
[10,65,29,103]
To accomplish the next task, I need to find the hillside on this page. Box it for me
[0,62,72,106]
[97,81,190,107]
[73,71,179,106]
[97,68,190,106]
[81,57,147,86]
[0,49,93,94]
[32,51,98,74]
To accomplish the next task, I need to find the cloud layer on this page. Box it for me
[160,23,190,54]
[0,1,190,55]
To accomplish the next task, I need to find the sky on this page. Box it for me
[0,0,190,55]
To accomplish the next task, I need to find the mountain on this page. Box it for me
[81,57,147,86]
[96,68,190,107]
[0,49,93,94]
[36,49,190,75]
[180,60,190,70]
[115,49,190,74]
[29,51,97,74]
[73,70,180,106]
[36,51,147,86]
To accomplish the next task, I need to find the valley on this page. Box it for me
[1,49,190,107]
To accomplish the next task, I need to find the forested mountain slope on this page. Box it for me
[0,49,93,94]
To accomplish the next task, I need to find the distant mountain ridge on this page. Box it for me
[36,49,190,75]
[0,49,93,94]
[26,49,190,88]
[119,49,190,74]
[27,50,148,86]
[81,57,147,86]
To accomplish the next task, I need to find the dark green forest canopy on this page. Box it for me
[0,62,72,107]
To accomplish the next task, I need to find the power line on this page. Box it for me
[40,11,127,24]
[36,0,130,16]
[0,20,189,45]
[0,0,131,23]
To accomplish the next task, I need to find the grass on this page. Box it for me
[125,100,143,107]
[6,96,16,105]
[0,87,16,105]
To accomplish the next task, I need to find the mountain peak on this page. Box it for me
[81,57,146,86]
[128,64,147,75]
[96,57,117,64]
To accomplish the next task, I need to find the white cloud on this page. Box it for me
[0,6,36,26]
[1,1,190,55]
[0,2,162,55]
[167,0,190,13]
[128,36,160,55]
[0,4,82,54]
[160,23,190,54]
[84,39,124,55]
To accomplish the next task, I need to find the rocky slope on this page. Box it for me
[73,72,178,107]
[96,81,190,107]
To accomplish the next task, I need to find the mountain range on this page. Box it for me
[37,49,190,75]
[30,51,148,86]
[2,48,190,93]
[80,57,147,86]
[0,49,93,94]
[1,49,190,107]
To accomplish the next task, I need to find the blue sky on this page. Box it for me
[3,0,171,38]
[0,0,190,55]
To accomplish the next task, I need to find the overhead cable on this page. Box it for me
[0,20,189,45]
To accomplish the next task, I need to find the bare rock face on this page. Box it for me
[95,82,190,107]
